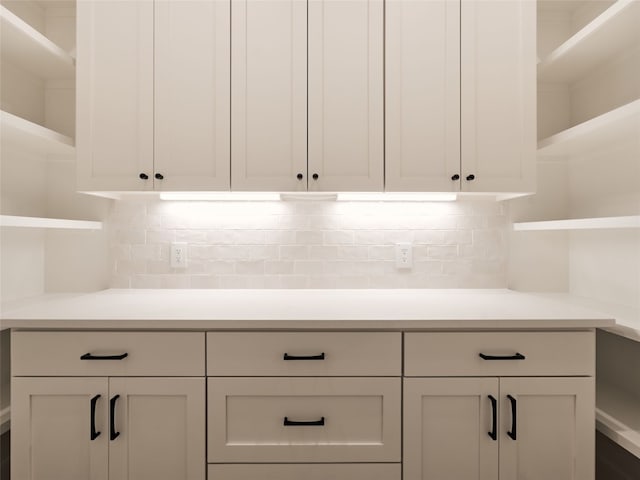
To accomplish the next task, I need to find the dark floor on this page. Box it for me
[0,430,9,479]
[596,431,640,480]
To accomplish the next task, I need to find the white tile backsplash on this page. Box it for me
[108,198,508,289]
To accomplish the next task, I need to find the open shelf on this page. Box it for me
[1,110,75,158]
[0,4,75,79]
[538,100,640,156]
[513,215,640,231]
[0,215,102,230]
[538,0,640,83]
[0,407,9,435]
[596,381,640,459]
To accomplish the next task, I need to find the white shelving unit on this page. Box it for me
[0,215,102,230]
[596,382,640,459]
[513,215,640,231]
[0,4,75,79]
[537,100,640,156]
[1,110,75,157]
[538,0,640,83]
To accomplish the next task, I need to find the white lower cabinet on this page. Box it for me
[404,377,594,480]
[208,463,401,480]
[12,377,205,480]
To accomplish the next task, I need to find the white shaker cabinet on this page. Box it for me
[460,0,536,193]
[385,0,460,192]
[76,0,154,192]
[386,0,535,194]
[154,0,230,191]
[231,0,307,191]
[307,0,384,192]
[77,0,230,192]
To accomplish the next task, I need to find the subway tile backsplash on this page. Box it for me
[108,198,507,289]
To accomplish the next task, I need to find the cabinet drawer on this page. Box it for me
[12,332,205,376]
[208,377,401,463]
[404,331,594,377]
[207,332,401,376]
[208,464,401,480]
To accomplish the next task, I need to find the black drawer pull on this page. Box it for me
[284,417,325,426]
[488,395,497,441]
[283,352,325,361]
[110,395,120,441]
[90,394,101,441]
[81,353,129,361]
[479,352,525,361]
[507,395,517,440]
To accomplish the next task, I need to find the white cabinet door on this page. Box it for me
[231,0,307,191]
[108,377,206,480]
[403,377,499,480]
[499,377,595,480]
[385,0,460,192]
[76,0,154,192]
[155,0,230,191]
[11,377,109,480]
[461,0,536,193]
[308,0,384,192]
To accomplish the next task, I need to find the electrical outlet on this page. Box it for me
[395,243,413,269]
[171,243,188,269]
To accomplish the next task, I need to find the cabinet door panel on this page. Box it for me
[461,0,536,193]
[109,378,205,480]
[386,0,460,191]
[308,0,384,191]
[231,0,307,191]
[76,0,154,191]
[499,377,595,480]
[403,377,499,480]
[155,0,230,191]
[11,378,108,480]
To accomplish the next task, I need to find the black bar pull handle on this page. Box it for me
[507,395,517,440]
[479,352,525,361]
[81,353,128,361]
[90,394,101,440]
[283,417,325,426]
[488,395,497,441]
[110,395,120,441]
[283,352,325,361]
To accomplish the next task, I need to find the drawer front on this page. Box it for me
[208,464,401,480]
[208,377,401,463]
[207,332,401,376]
[404,331,594,377]
[12,332,205,376]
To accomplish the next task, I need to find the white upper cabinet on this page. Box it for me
[77,0,230,192]
[154,0,230,191]
[386,0,535,194]
[231,0,307,192]
[460,0,536,193]
[76,0,154,192]
[308,0,384,192]
[385,0,460,192]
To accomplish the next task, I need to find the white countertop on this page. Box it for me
[0,289,617,331]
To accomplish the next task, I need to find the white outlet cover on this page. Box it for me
[395,243,413,269]
[171,242,188,269]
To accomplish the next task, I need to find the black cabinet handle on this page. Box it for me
[81,353,128,361]
[488,395,497,441]
[451,174,460,181]
[297,173,304,180]
[312,173,319,180]
[284,417,325,426]
[90,394,101,441]
[507,395,517,440]
[139,173,149,180]
[155,173,164,180]
[466,174,475,181]
[479,353,525,361]
[110,395,120,441]
[283,352,325,361]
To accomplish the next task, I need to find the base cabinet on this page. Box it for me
[11,377,205,480]
[404,377,594,480]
